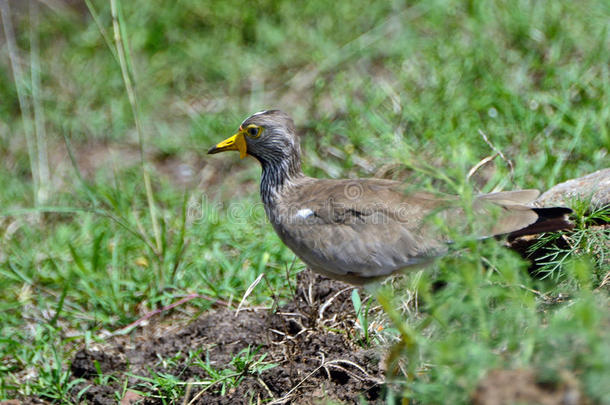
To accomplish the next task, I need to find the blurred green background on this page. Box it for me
[1,0,608,402]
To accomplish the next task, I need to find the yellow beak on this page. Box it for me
[207,132,248,159]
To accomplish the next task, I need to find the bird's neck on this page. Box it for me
[259,153,303,206]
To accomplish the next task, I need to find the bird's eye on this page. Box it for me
[246,126,261,138]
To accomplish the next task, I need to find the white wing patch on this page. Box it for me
[296,208,314,219]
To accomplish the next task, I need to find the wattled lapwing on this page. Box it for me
[208,110,572,284]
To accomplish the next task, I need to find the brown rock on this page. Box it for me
[536,168,610,209]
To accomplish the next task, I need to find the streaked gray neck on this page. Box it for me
[259,152,303,206]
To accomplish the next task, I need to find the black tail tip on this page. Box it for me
[532,206,573,218]
[508,206,574,240]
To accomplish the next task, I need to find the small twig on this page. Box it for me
[268,352,327,404]
[181,381,194,405]
[516,284,552,301]
[478,129,515,185]
[274,312,306,318]
[257,377,276,399]
[467,153,498,183]
[269,324,308,341]
[318,286,353,321]
[268,353,383,404]
[236,273,265,316]
[304,280,314,306]
[326,359,383,383]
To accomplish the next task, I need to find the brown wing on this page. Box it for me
[271,179,546,281]
[272,179,453,280]
[472,190,540,237]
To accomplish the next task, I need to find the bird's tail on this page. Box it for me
[508,207,573,240]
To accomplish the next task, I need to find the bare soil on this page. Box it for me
[66,271,385,404]
[472,368,585,405]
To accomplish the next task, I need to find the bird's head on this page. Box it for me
[208,110,300,165]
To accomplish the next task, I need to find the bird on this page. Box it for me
[208,110,572,284]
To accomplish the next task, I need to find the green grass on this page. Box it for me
[1,0,609,402]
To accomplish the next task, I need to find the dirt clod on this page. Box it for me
[71,349,126,379]
[472,369,584,405]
